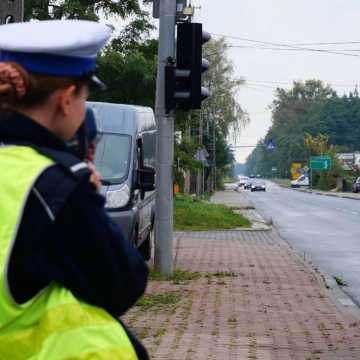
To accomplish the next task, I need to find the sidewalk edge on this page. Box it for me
[275,182,360,201]
[275,229,360,319]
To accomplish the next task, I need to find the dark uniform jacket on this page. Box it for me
[0,111,149,359]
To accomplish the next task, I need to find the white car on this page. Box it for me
[238,176,249,188]
[291,175,309,188]
[251,181,266,192]
[224,183,238,190]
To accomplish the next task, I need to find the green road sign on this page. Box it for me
[310,156,332,171]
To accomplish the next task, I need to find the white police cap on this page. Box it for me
[0,20,112,88]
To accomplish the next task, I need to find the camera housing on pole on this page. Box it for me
[0,0,24,24]
[165,22,211,112]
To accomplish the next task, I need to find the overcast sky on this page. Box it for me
[191,0,360,163]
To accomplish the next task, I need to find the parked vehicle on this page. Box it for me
[244,180,252,190]
[291,174,309,188]
[352,177,360,193]
[88,101,156,260]
[238,176,249,188]
[251,181,266,192]
[224,183,238,191]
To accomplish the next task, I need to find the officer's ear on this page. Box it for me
[57,85,77,117]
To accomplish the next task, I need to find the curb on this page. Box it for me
[174,226,360,318]
[233,209,272,231]
[276,229,360,318]
[211,191,272,231]
[174,226,272,233]
[322,275,360,313]
[295,188,360,201]
[275,182,360,201]
[267,183,360,316]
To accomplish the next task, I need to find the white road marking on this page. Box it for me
[334,207,360,216]
[338,298,356,307]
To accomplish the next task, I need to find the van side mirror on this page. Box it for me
[137,166,156,192]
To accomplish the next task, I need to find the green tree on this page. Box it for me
[203,38,249,139]
[174,138,202,190]
[202,38,248,188]
[247,80,337,177]
[24,1,158,107]
[304,134,346,190]
[25,0,143,21]
[90,39,158,107]
[246,80,360,188]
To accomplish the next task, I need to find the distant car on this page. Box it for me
[291,174,309,188]
[224,183,238,191]
[352,177,360,193]
[251,181,266,192]
[256,174,261,178]
[238,176,249,188]
[244,180,252,190]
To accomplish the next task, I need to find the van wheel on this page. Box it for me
[139,225,153,261]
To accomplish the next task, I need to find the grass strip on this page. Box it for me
[150,269,202,283]
[174,194,251,231]
[136,292,181,308]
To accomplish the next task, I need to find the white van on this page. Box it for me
[88,102,156,260]
[291,174,309,188]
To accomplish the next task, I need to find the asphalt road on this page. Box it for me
[243,181,360,305]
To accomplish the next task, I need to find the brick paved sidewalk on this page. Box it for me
[124,230,360,359]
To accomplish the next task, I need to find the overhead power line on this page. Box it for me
[211,33,360,58]
[243,85,276,94]
[277,41,360,46]
[211,33,360,47]
[245,82,278,89]
[244,79,360,88]
[229,45,360,52]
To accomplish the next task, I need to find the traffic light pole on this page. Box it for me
[154,0,177,274]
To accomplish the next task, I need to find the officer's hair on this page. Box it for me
[0,62,88,111]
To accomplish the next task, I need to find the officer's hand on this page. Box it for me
[87,162,102,192]
[86,143,96,163]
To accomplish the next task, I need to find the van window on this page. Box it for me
[142,131,156,169]
[95,134,131,184]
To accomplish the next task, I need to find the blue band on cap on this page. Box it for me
[0,51,96,77]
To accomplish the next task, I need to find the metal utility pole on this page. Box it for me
[184,113,191,194]
[212,116,216,190]
[154,0,177,274]
[0,0,24,24]
[196,111,203,196]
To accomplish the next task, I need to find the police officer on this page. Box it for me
[0,20,149,359]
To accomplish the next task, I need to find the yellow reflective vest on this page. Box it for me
[0,146,138,360]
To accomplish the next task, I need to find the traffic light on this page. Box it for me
[165,22,211,112]
[0,0,23,24]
